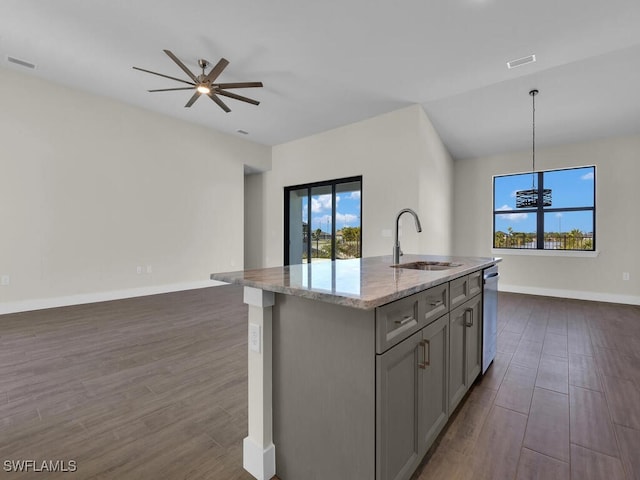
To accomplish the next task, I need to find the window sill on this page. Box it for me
[491,248,599,258]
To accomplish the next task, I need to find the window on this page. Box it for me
[284,176,362,265]
[493,166,595,251]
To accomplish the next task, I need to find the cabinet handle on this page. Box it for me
[418,339,430,369]
[465,308,474,327]
[395,315,414,326]
[430,299,444,307]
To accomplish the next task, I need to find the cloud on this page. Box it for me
[581,172,594,180]
[347,191,361,200]
[337,212,358,225]
[496,204,528,221]
[311,194,332,213]
[555,212,563,218]
[312,214,332,229]
[312,212,359,229]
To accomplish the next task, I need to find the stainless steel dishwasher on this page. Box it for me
[482,265,499,373]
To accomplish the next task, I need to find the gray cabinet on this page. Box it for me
[375,283,449,355]
[376,312,450,480]
[270,265,492,480]
[450,271,483,309]
[422,283,449,324]
[468,270,483,298]
[448,294,483,413]
[376,330,422,480]
[449,275,470,309]
[376,291,421,354]
[464,294,482,385]
[448,300,467,412]
[418,314,449,452]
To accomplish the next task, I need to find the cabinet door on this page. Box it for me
[449,296,483,413]
[419,314,449,453]
[464,295,482,385]
[376,331,422,480]
[448,304,467,413]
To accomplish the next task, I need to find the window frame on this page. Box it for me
[284,176,362,265]
[492,166,596,251]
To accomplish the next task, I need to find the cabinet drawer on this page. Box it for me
[376,292,421,354]
[450,272,482,309]
[449,276,469,309]
[423,283,448,324]
[468,271,482,298]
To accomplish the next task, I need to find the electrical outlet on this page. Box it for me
[623,272,630,281]
[136,266,142,274]
[1,275,9,286]
[249,323,261,353]
[146,265,152,274]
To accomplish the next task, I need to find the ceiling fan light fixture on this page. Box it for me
[133,50,262,113]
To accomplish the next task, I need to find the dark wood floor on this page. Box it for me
[413,292,640,480]
[0,286,253,479]
[1,287,639,479]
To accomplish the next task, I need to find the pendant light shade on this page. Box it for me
[515,188,552,208]
[515,89,552,208]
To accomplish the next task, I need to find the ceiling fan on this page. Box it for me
[133,50,263,113]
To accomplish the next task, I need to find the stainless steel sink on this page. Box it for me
[391,261,463,271]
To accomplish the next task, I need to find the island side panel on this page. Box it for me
[272,293,376,480]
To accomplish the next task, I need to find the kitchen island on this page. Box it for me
[211,254,500,480]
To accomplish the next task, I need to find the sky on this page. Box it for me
[301,189,361,233]
[494,166,595,234]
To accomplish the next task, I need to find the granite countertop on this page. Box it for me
[211,254,501,310]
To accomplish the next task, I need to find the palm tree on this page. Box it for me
[507,227,514,247]
[567,228,583,249]
[312,228,322,257]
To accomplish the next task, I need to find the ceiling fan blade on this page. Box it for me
[216,89,260,106]
[205,58,230,83]
[208,93,231,113]
[148,87,195,92]
[133,66,195,86]
[163,49,198,83]
[185,92,200,108]
[213,82,263,89]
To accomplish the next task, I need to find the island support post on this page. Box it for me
[243,287,276,480]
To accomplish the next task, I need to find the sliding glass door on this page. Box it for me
[284,176,362,265]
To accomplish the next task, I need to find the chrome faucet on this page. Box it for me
[393,208,423,264]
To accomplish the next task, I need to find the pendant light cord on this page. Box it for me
[530,89,538,189]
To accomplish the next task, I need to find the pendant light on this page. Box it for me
[515,89,552,208]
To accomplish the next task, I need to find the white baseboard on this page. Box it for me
[0,280,229,315]
[500,284,640,306]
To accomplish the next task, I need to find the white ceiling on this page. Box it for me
[2,0,640,160]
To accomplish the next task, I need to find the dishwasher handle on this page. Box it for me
[483,272,499,284]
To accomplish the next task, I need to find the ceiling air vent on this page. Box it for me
[507,54,536,69]
[7,56,36,69]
